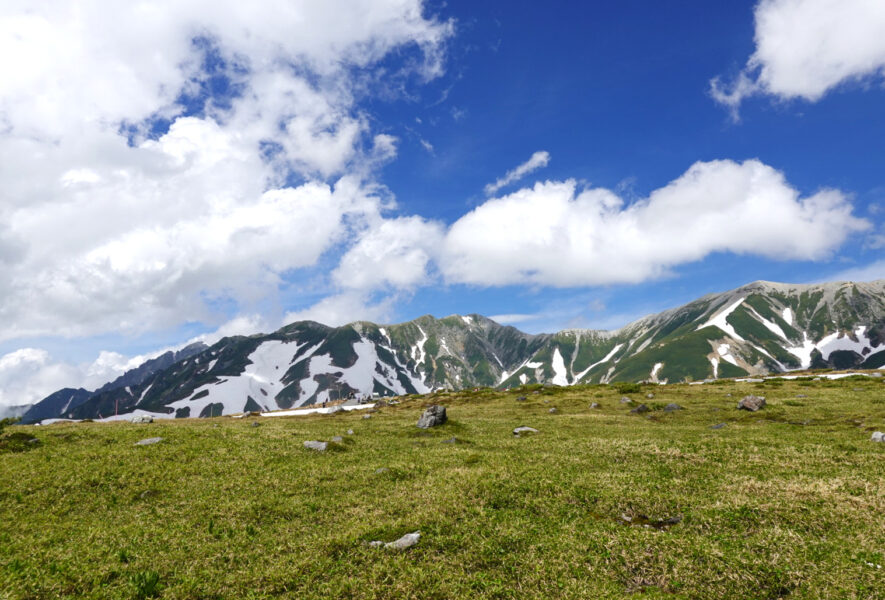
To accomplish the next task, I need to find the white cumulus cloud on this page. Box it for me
[0,0,452,342]
[712,0,885,115]
[442,159,869,287]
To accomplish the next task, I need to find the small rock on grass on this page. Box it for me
[738,395,766,411]
[548,407,558,414]
[620,396,632,404]
[362,414,372,420]
[129,415,153,424]
[442,437,457,444]
[646,393,655,399]
[589,402,599,409]
[135,437,163,446]
[513,426,539,436]
[331,436,343,443]
[250,421,261,427]
[872,431,885,442]
[630,404,650,414]
[663,403,683,412]
[368,532,421,550]
[303,440,328,452]
[710,423,727,430]
[347,429,354,435]
[515,395,527,402]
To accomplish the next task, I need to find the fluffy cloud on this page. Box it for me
[712,0,885,114]
[484,151,551,196]
[283,292,396,327]
[332,216,445,290]
[0,1,452,342]
[441,159,869,287]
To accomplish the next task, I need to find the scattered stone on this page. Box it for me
[515,395,527,402]
[250,421,261,427]
[738,395,766,412]
[27,438,40,445]
[362,414,372,420]
[374,468,389,474]
[645,393,655,399]
[872,431,885,443]
[543,399,550,404]
[663,403,683,412]
[548,407,558,414]
[416,405,447,429]
[331,436,343,443]
[710,423,727,430]
[135,437,163,446]
[386,531,420,549]
[630,404,650,414]
[589,402,599,409]
[212,424,219,428]
[303,440,328,452]
[442,437,458,444]
[513,426,539,436]
[796,394,808,398]
[139,489,159,500]
[129,415,153,424]
[368,532,421,550]
[725,393,732,397]
[532,391,540,395]
[620,396,632,404]
[347,429,354,435]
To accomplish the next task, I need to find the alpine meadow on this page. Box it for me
[1,1,885,599]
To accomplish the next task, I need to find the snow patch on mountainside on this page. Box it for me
[574,343,624,382]
[551,347,569,385]
[782,307,793,326]
[710,357,719,378]
[786,333,816,369]
[746,306,787,339]
[697,297,746,341]
[650,362,663,382]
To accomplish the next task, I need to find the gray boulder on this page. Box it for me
[589,402,599,409]
[303,440,328,452]
[738,395,766,411]
[129,415,153,424]
[515,395,527,402]
[663,403,683,412]
[416,405,447,429]
[620,396,632,404]
[135,437,163,446]
[630,404,650,414]
[872,431,885,442]
[548,407,558,414]
[331,436,343,443]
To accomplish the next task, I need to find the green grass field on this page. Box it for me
[2,376,884,599]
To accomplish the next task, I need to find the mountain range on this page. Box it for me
[21,279,885,424]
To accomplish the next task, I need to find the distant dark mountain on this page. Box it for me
[36,279,883,423]
[20,342,207,424]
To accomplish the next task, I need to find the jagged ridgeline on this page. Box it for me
[23,279,885,422]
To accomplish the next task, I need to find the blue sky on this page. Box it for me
[0,0,883,407]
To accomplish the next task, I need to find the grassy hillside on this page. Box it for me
[1,377,884,599]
